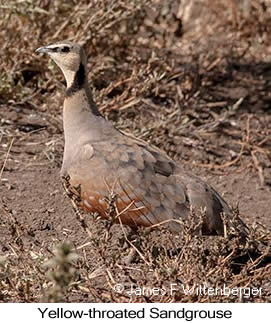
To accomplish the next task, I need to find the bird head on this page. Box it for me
[36,41,87,87]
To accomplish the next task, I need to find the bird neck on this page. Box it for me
[65,63,101,116]
[62,62,108,150]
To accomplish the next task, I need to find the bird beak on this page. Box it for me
[35,46,51,54]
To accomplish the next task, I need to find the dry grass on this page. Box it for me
[0,199,270,302]
[0,0,271,302]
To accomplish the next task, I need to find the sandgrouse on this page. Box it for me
[36,41,244,235]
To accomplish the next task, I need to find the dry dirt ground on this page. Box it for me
[0,1,271,302]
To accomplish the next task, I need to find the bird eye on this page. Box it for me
[61,46,70,53]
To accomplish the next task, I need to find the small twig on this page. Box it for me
[195,143,245,169]
[0,137,14,180]
[118,217,150,266]
[251,150,265,186]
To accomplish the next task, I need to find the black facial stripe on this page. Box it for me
[61,46,70,53]
[50,47,59,52]
[49,46,71,53]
